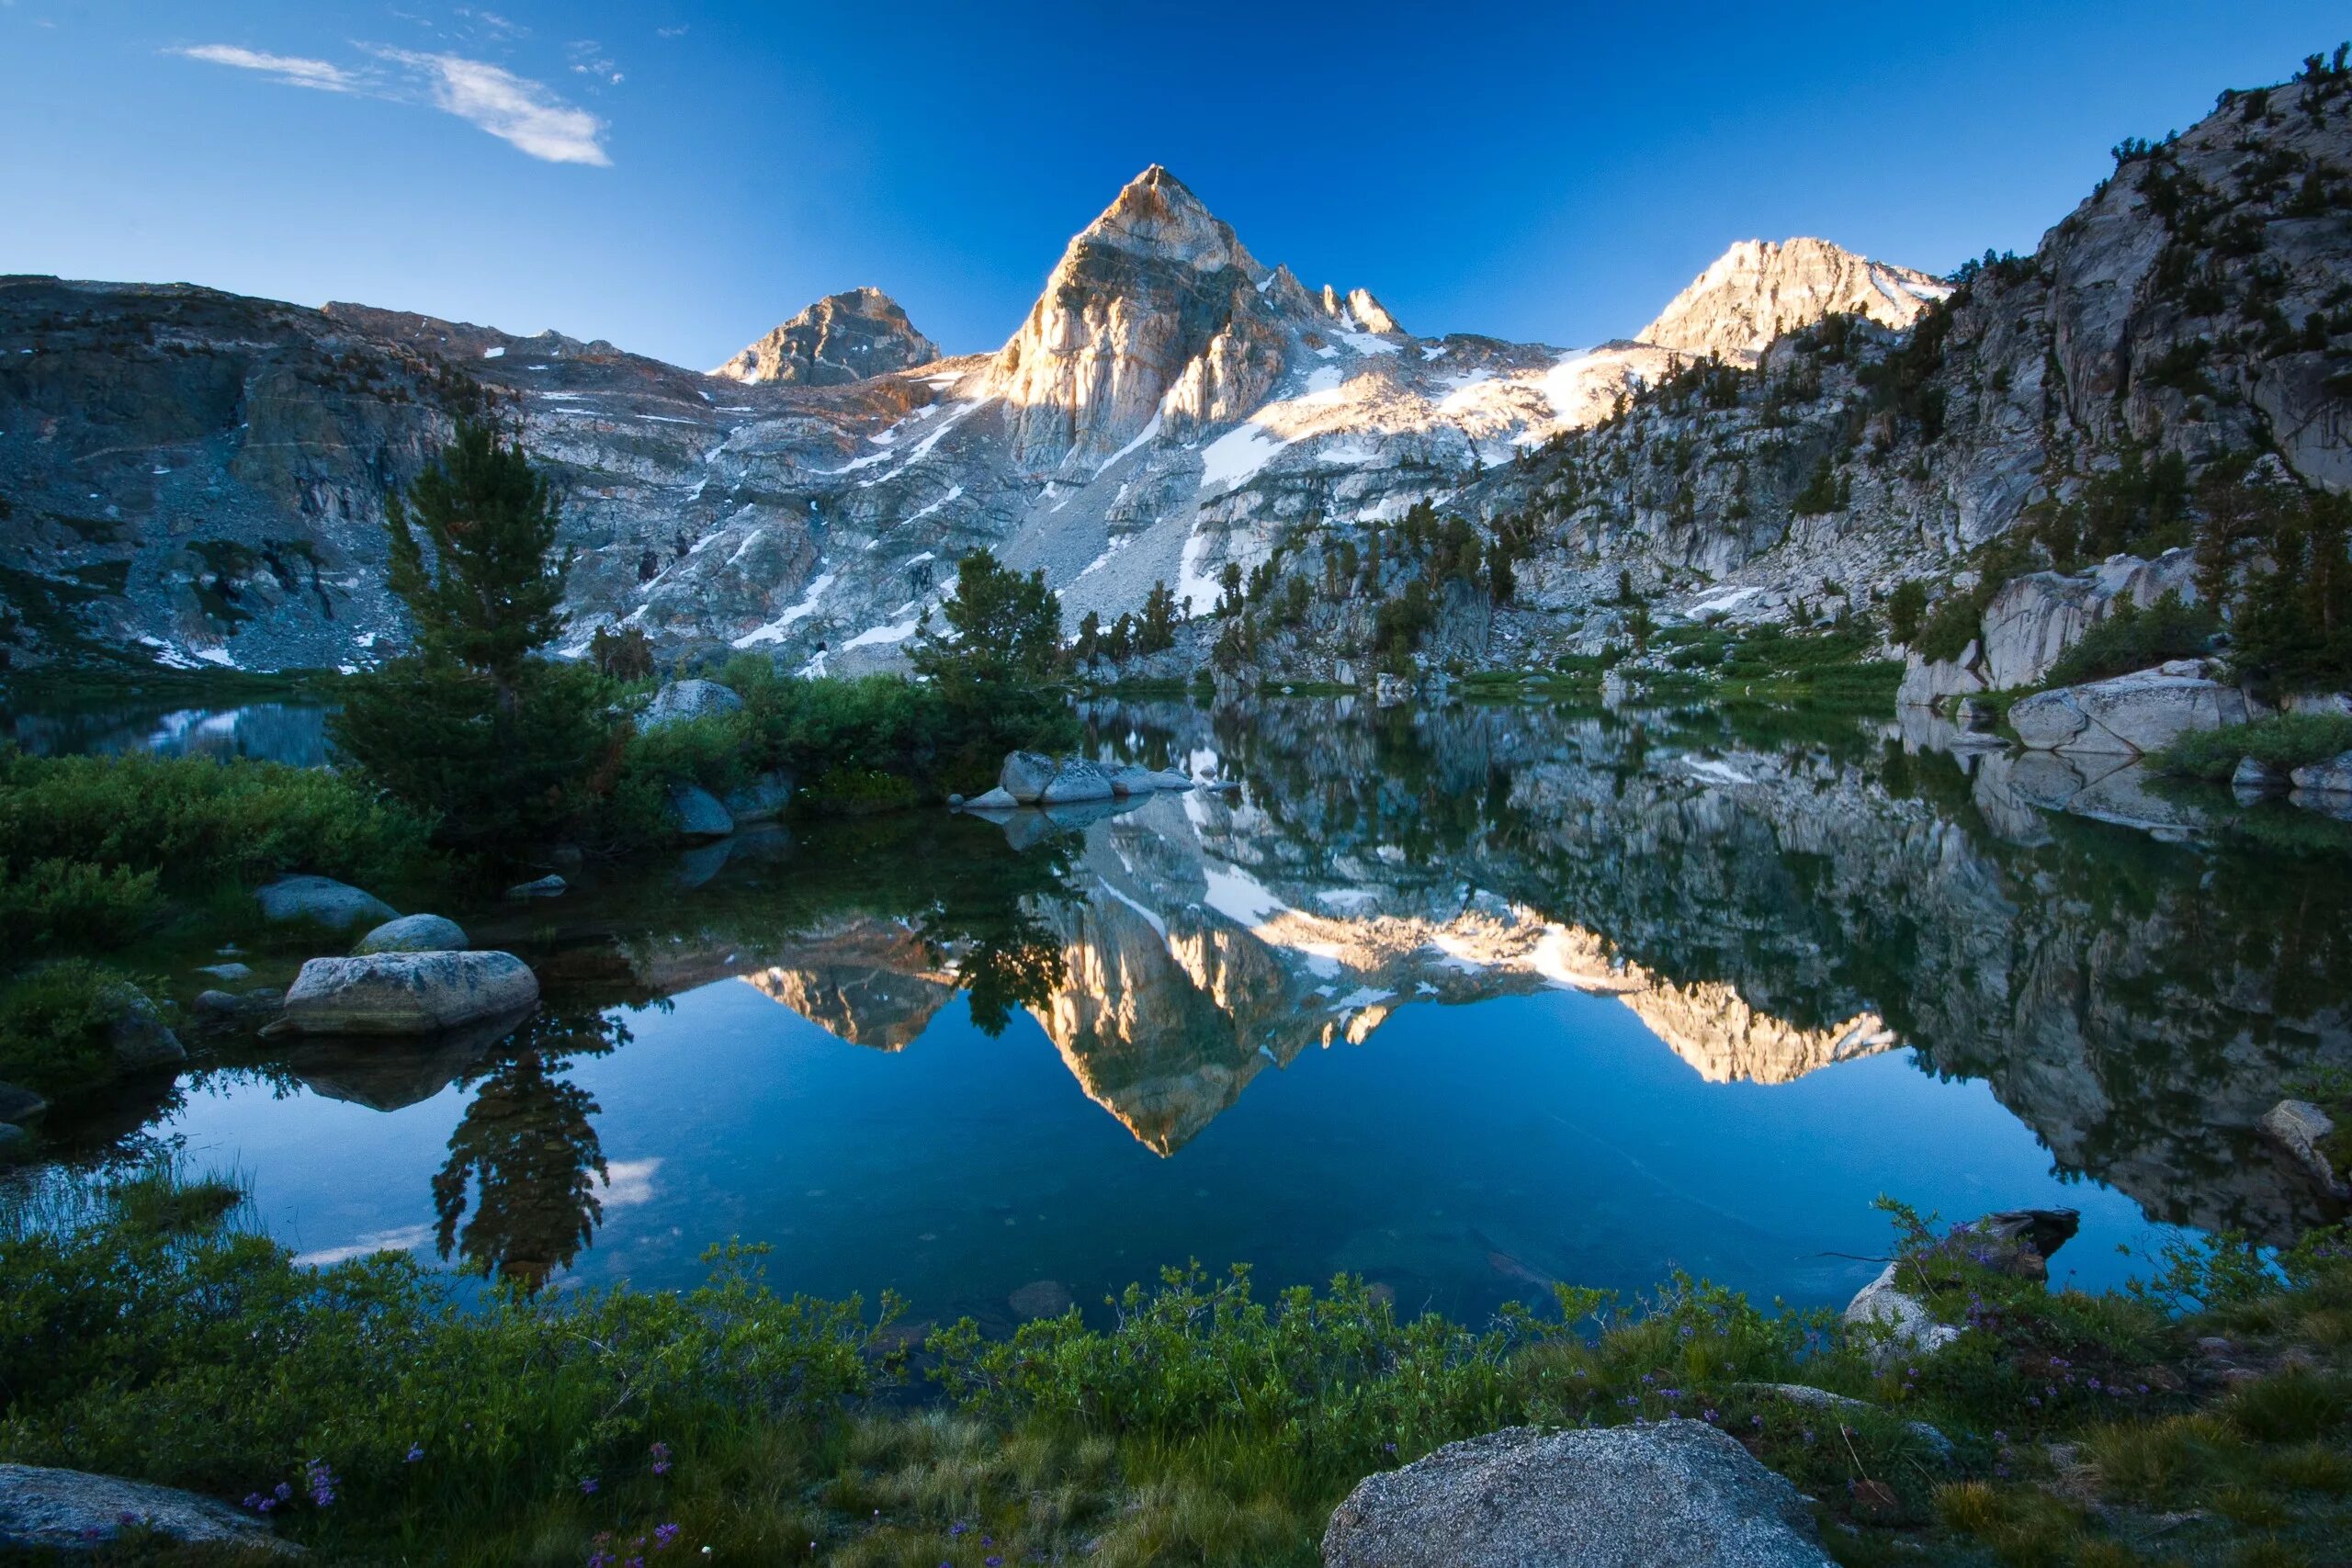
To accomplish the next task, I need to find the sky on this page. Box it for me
[3,2,2346,370]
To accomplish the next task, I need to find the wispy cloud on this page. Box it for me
[565,39,623,86]
[172,39,611,166]
[171,43,355,93]
[379,49,612,164]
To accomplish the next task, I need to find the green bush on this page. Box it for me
[1915,593,1984,664]
[0,959,150,1096]
[0,751,434,899]
[2155,713,2352,780]
[2046,591,2218,684]
[0,856,159,952]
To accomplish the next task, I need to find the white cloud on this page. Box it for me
[172,43,355,93]
[379,49,611,164]
[597,1157,662,1208]
[174,39,611,167]
[293,1223,433,1268]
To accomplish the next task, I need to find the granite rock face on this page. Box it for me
[1321,1421,1832,1568]
[639,679,743,731]
[711,287,939,387]
[1637,236,1949,366]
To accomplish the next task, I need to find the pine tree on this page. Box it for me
[331,422,607,850]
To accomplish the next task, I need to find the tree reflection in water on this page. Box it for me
[431,1006,629,1291]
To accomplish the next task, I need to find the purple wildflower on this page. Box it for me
[650,1441,673,1477]
[581,1477,600,1496]
[654,1524,681,1551]
[406,1444,424,1463]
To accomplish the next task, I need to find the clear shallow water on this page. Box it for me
[29,697,2352,1327]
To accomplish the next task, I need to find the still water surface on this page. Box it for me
[21,696,2352,1329]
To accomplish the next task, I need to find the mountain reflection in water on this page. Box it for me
[133,698,2352,1318]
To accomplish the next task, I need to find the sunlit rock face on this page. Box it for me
[1634,237,1950,366]
[710,288,941,387]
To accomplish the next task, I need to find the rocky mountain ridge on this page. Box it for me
[3,54,2347,676]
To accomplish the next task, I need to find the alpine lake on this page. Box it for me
[9,687,2351,1336]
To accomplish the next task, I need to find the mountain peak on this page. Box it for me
[1635,237,1951,364]
[711,287,940,386]
[1068,164,1260,276]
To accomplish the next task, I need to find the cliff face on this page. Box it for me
[1634,237,1950,365]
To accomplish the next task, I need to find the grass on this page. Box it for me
[2156,713,2352,781]
[6,1170,2352,1564]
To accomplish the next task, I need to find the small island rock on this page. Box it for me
[280,951,538,1036]
[1000,750,1057,803]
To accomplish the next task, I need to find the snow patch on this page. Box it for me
[1197,423,1287,492]
[1200,861,1288,927]
[481,345,505,359]
[1681,758,1756,786]
[731,570,838,649]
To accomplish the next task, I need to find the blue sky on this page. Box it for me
[3,3,2345,369]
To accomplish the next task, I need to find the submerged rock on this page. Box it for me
[279,952,539,1036]
[504,874,568,900]
[191,987,285,1028]
[256,874,397,933]
[639,679,742,730]
[0,1123,25,1158]
[963,786,1019,811]
[354,914,469,954]
[0,1462,301,1555]
[0,1081,48,1122]
[1321,1420,1831,1568]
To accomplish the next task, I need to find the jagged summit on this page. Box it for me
[1635,237,1950,365]
[1068,164,1261,274]
[711,286,940,387]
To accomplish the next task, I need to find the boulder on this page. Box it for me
[1039,758,1114,804]
[962,786,1019,811]
[504,874,567,900]
[0,1081,48,1122]
[107,987,184,1070]
[1375,672,1413,706]
[667,782,736,842]
[1739,1384,1953,1461]
[2233,755,2284,794]
[1845,1209,2078,1369]
[2009,662,2251,756]
[2260,1100,2348,1199]
[1321,1420,1831,1568]
[1000,750,1057,803]
[725,771,793,823]
[0,1462,300,1556]
[1149,769,1196,791]
[2289,749,2352,795]
[256,874,397,933]
[279,951,539,1036]
[639,678,742,730]
[196,961,252,982]
[354,914,469,955]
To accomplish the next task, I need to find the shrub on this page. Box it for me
[1914,593,1984,664]
[0,959,151,1097]
[0,856,159,952]
[2046,591,2218,684]
[1888,581,1928,645]
[2156,713,2352,780]
[0,751,434,899]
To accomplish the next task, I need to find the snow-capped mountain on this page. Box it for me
[5,56,2347,675]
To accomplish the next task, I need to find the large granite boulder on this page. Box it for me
[639,679,742,730]
[1321,1421,1831,1568]
[2009,661,2250,755]
[279,952,538,1036]
[667,782,735,842]
[353,914,468,955]
[0,1462,300,1555]
[1040,758,1114,804]
[1000,750,1057,803]
[256,874,397,933]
